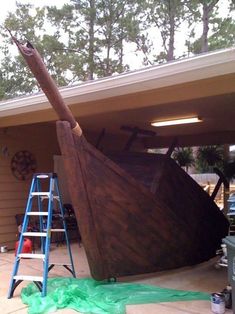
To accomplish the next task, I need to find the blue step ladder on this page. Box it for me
[8,173,76,298]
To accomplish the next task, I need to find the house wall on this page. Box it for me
[0,121,148,250]
[0,123,60,249]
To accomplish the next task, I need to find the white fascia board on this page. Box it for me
[0,47,234,118]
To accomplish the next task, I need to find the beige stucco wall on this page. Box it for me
[0,122,60,249]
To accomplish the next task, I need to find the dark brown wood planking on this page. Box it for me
[57,121,228,280]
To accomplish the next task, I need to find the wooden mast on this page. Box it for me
[10,36,82,136]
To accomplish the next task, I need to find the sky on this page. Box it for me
[0,1,232,35]
[0,0,233,70]
[0,0,231,23]
[0,0,68,22]
[0,0,145,68]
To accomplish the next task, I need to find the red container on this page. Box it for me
[15,238,32,256]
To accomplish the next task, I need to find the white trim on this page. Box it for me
[0,48,234,117]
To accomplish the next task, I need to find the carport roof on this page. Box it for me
[0,47,235,147]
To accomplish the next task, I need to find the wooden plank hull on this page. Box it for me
[57,121,228,280]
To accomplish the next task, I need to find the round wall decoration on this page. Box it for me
[11,150,37,180]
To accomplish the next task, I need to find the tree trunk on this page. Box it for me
[201,3,209,52]
[201,0,219,53]
[105,16,113,77]
[167,0,175,61]
[88,0,95,80]
[105,44,111,76]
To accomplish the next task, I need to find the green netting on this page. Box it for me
[21,277,210,314]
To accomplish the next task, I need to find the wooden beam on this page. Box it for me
[122,127,139,151]
[95,128,106,149]
[211,168,229,201]
[121,126,156,151]
[166,137,178,157]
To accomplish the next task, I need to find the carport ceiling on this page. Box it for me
[71,74,235,147]
[75,92,235,136]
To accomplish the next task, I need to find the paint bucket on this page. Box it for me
[211,293,225,314]
[0,246,8,253]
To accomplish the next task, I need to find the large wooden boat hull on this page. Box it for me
[57,121,228,280]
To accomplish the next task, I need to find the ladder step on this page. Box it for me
[53,214,62,217]
[18,253,45,259]
[30,191,59,201]
[31,192,50,197]
[23,232,47,237]
[39,195,59,201]
[36,174,49,179]
[50,263,72,266]
[27,212,48,216]
[44,229,65,232]
[51,229,65,232]
[13,275,43,282]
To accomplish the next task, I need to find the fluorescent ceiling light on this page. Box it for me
[151,117,202,127]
